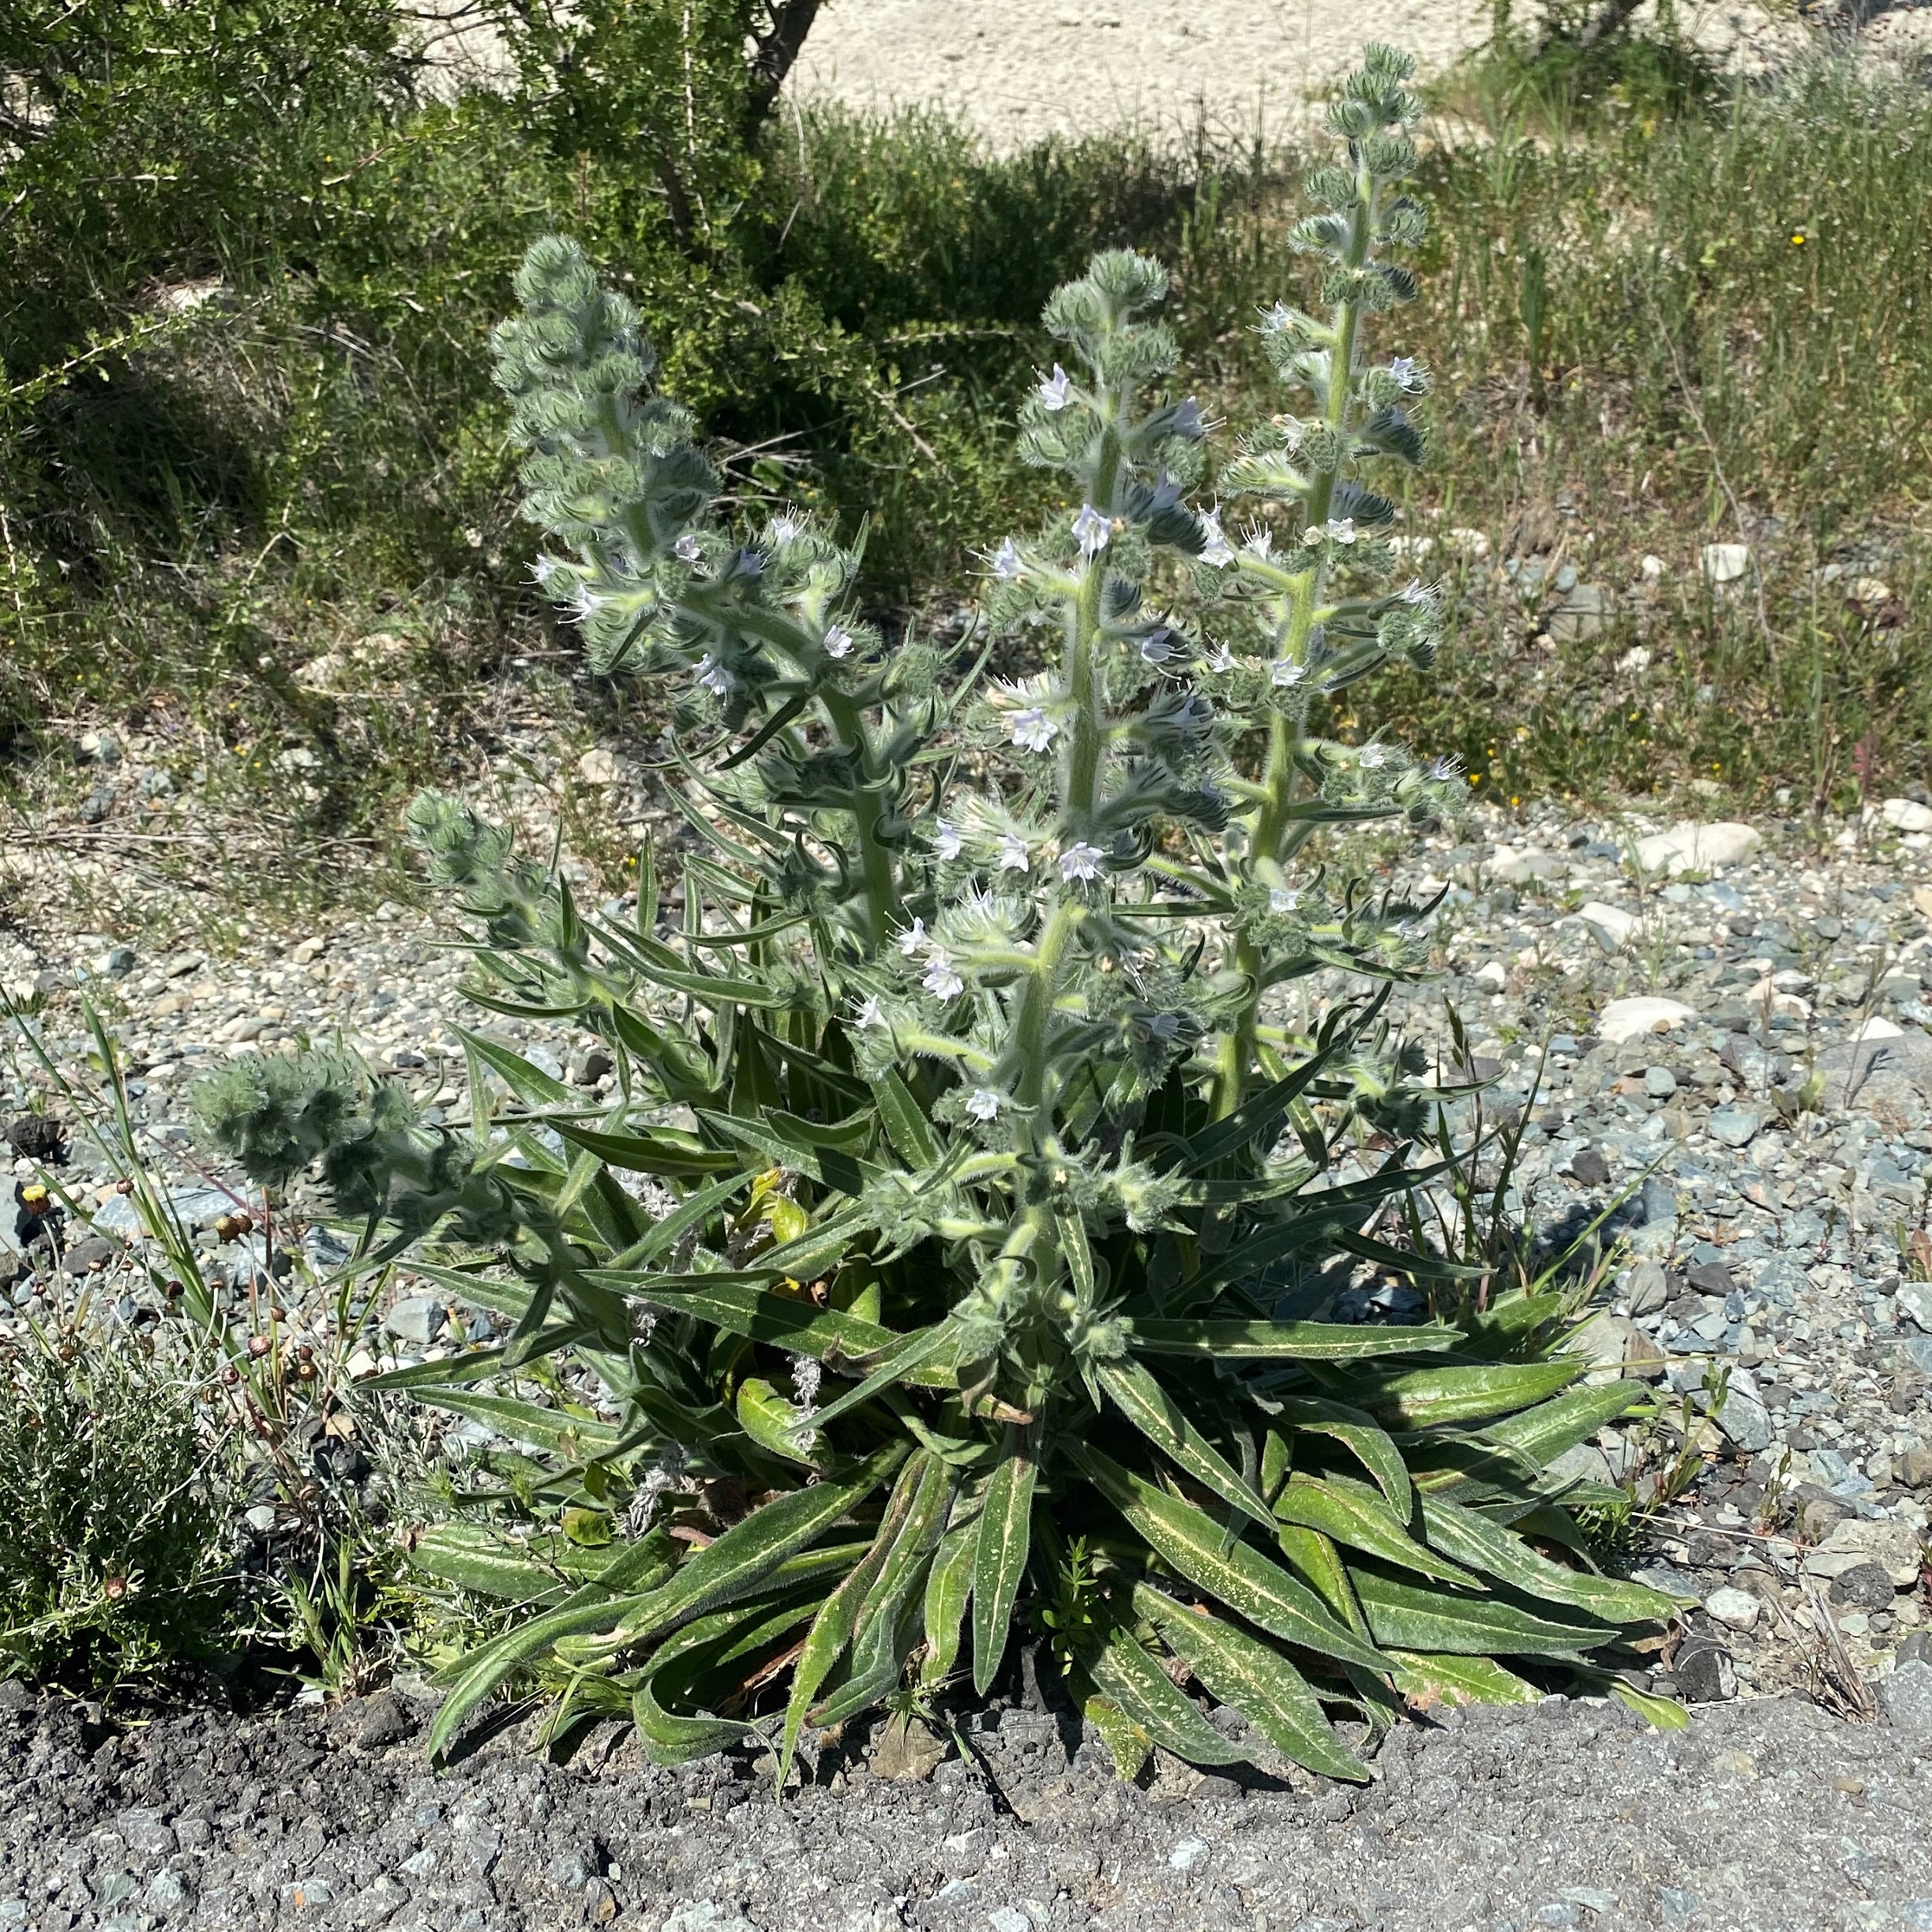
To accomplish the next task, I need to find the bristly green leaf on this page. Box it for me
[1134,1583,1371,1781]
[1073,1445,1388,1673]
[1097,1357,1275,1528]
[1347,1569,1614,1657]
[972,1429,1037,1694]
[1385,1649,1541,1710]
[920,1502,981,1689]
[1322,1358,1584,1427]
[1082,1694,1153,1783]
[1274,1471,1479,1587]
[1131,1319,1458,1362]
[1082,1627,1248,1768]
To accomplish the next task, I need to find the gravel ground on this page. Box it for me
[790,0,1830,152]
[2,1676,1931,1932]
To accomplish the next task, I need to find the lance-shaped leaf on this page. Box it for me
[407,1525,576,1604]
[1322,1358,1584,1429]
[920,1500,982,1688]
[1386,1650,1540,1709]
[1347,1569,1613,1657]
[550,1120,741,1176]
[1072,1445,1387,1673]
[1273,1397,1412,1517]
[1131,1319,1456,1362]
[427,1533,678,1756]
[1082,1694,1153,1783]
[632,1675,756,1766]
[973,1428,1037,1694]
[1476,1380,1649,1469]
[1417,1494,1675,1625]
[1274,1472,1478,1587]
[1083,1628,1247,1768]
[408,1389,621,1461]
[1097,1357,1274,1527]
[1134,1584,1370,1782]
[778,1449,927,1788]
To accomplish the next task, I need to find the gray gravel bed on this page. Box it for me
[2,1679,1931,1932]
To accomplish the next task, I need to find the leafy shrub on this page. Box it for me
[198,47,1673,1781]
[0,1328,237,1686]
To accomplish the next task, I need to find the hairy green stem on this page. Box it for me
[1213,164,1380,1122]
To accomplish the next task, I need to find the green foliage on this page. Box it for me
[0,1328,237,1686]
[199,49,1672,1782]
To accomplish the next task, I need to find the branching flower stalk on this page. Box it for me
[195,47,1679,1790]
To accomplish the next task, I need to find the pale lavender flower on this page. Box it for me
[1429,755,1465,782]
[996,832,1030,873]
[1173,396,1204,436]
[923,953,965,1000]
[897,917,928,957]
[771,515,801,545]
[1139,628,1173,665]
[1199,507,1235,568]
[1327,518,1358,545]
[531,553,561,586]
[674,533,703,563]
[570,583,606,621]
[933,819,964,861]
[1060,842,1105,883]
[1399,579,1430,605]
[991,537,1024,582]
[965,1088,1003,1123]
[853,993,884,1030]
[1148,473,1183,513]
[1261,300,1296,333]
[696,653,733,697]
[1390,356,1421,390]
[1243,527,1274,561]
[1072,504,1111,556]
[1037,364,1073,411]
[1271,661,1307,688]
[823,623,854,659]
[1206,643,1236,673]
[1270,886,1300,913]
[1359,744,1388,770]
[1011,707,1058,753]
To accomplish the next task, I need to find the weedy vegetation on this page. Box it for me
[195,51,1680,1784]
[3,7,1930,897]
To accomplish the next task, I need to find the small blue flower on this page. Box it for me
[1037,364,1073,411]
[1011,707,1058,753]
[990,537,1025,582]
[674,533,702,563]
[965,1087,1004,1123]
[1071,505,1111,556]
[933,819,964,861]
[1060,842,1105,882]
[923,953,965,1000]
[823,623,855,659]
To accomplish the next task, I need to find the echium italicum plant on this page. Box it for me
[195,48,1675,1785]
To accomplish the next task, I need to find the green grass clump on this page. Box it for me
[0,1329,237,1686]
